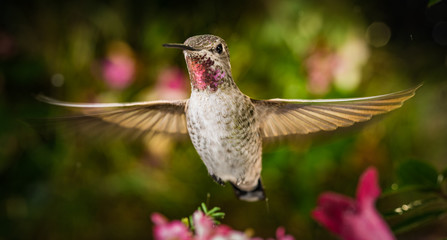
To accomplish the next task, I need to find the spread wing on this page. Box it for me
[37,95,189,138]
[252,84,422,139]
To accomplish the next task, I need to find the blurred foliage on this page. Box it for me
[396,160,439,188]
[1,0,447,239]
[379,160,447,239]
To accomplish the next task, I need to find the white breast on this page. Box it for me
[186,88,262,189]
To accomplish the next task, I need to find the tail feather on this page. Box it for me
[231,179,265,202]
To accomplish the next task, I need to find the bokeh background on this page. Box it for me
[1,0,447,239]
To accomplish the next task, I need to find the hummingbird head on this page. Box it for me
[163,35,233,92]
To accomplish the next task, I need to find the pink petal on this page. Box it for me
[312,167,395,240]
[156,67,188,100]
[356,167,381,208]
[214,225,250,240]
[193,211,214,240]
[344,207,395,240]
[214,225,233,236]
[102,55,135,89]
[151,213,167,225]
[312,192,356,235]
[224,231,250,240]
[158,67,187,90]
[348,167,394,240]
[192,211,252,240]
[275,227,295,240]
[151,213,192,240]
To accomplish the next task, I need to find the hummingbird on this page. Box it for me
[38,34,421,201]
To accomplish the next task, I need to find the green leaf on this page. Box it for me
[201,203,208,213]
[382,196,440,217]
[206,207,220,215]
[211,212,225,217]
[397,160,439,188]
[392,209,447,234]
[440,168,447,195]
[442,168,447,179]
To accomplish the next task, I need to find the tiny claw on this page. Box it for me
[210,174,225,186]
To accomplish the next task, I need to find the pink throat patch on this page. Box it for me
[186,54,226,91]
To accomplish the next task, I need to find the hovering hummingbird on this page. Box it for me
[38,34,421,201]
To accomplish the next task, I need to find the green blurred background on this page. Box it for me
[1,0,447,239]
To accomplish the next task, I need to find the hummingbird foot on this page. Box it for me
[230,179,266,202]
[210,174,225,186]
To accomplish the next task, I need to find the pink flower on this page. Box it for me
[102,55,135,89]
[192,211,214,240]
[305,46,339,95]
[273,227,295,240]
[151,211,294,240]
[151,213,192,240]
[155,67,188,100]
[192,211,249,240]
[257,227,295,240]
[101,41,136,90]
[312,167,395,240]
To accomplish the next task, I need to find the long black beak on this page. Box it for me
[162,43,197,51]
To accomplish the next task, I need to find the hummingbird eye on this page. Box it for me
[215,44,223,54]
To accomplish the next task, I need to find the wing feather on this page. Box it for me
[37,95,189,138]
[252,84,422,138]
